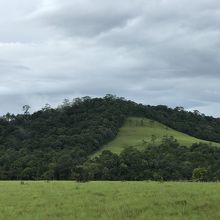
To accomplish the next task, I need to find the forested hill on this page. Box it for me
[0,94,220,180]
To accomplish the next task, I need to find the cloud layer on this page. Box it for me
[0,0,220,116]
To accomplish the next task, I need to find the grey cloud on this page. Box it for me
[0,0,220,117]
[32,0,142,37]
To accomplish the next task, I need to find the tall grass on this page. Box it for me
[0,181,220,220]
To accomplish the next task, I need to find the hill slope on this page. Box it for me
[94,117,220,155]
[1,95,220,180]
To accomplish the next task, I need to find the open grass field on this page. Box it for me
[94,117,220,155]
[1,181,220,220]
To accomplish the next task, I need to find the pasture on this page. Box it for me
[94,117,220,155]
[0,181,220,220]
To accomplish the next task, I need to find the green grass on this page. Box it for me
[1,181,220,220]
[94,117,220,155]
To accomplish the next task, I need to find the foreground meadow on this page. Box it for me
[0,181,220,220]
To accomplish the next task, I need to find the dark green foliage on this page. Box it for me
[0,95,220,180]
[192,167,208,182]
[0,96,129,180]
[77,137,220,181]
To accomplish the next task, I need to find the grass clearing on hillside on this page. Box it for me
[0,181,220,220]
[94,117,220,155]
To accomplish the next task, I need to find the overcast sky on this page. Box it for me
[0,0,220,117]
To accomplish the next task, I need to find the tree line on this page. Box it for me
[76,137,220,182]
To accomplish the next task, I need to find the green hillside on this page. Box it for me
[1,96,220,180]
[94,117,220,155]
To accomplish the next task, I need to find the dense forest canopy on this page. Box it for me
[0,94,220,180]
[77,137,220,182]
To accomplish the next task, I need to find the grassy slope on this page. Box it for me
[1,181,220,220]
[94,117,220,155]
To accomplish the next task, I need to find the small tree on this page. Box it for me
[151,135,157,144]
[62,99,71,107]
[22,105,31,115]
[74,165,88,182]
[149,120,154,127]
[192,167,208,182]
[3,113,13,122]
[42,103,51,111]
